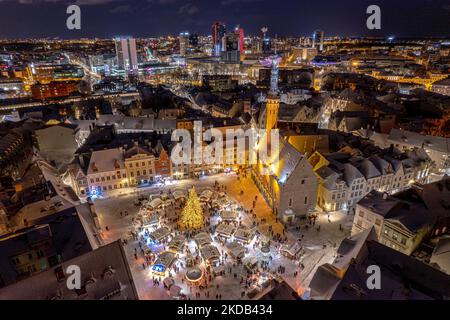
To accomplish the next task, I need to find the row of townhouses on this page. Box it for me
[65,132,251,198]
[308,147,432,213]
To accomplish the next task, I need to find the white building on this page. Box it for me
[311,148,432,213]
[114,37,139,75]
[352,191,401,237]
[352,189,434,256]
[86,148,128,196]
[370,128,450,174]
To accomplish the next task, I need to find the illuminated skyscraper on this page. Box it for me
[179,31,189,56]
[189,33,199,47]
[212,22,226,57]
[235,25,244,52]
[221,32,240,63]
[262,37,272,54]
[312,30,324,52]
[114,37,138,75]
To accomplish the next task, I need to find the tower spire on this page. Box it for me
[270,37,279,95]
[265,33,280,134]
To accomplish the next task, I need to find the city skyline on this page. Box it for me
[0,0,449,305]
[0,0,449,39]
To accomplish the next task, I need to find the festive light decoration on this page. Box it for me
[179,187,204,230]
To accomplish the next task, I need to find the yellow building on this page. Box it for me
[176,120,194,131]
[124,145,156,186]
[371,71,448,91]
[265,94,280,133]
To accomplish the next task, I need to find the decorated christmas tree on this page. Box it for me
[179,187,204,230]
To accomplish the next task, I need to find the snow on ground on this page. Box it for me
[93,172,352,300]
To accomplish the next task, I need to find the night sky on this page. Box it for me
[0,0,449,39]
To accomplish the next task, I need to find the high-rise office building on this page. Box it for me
[212,22,226,57]
[179,32,189,56]
[312,30,324,52]
[115,37,139,75]
[262,37,272,54]
[235,25,244,52]
[221,32,240,63]
[189,33,199,47]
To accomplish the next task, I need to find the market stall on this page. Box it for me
[199,189,213,202]
[200,244,221,266]
[173,190,186,201]
[280,242,302,259]
[226,241,246,260]
[152,251,177,276]
[193,232,212,248]
[148,197,163,210]
[149,226,171,243]
[220,210,238,221]
[234,226,255,244]
[142,214,159,227]
[168,234,185,253]
[215,223,235,239]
